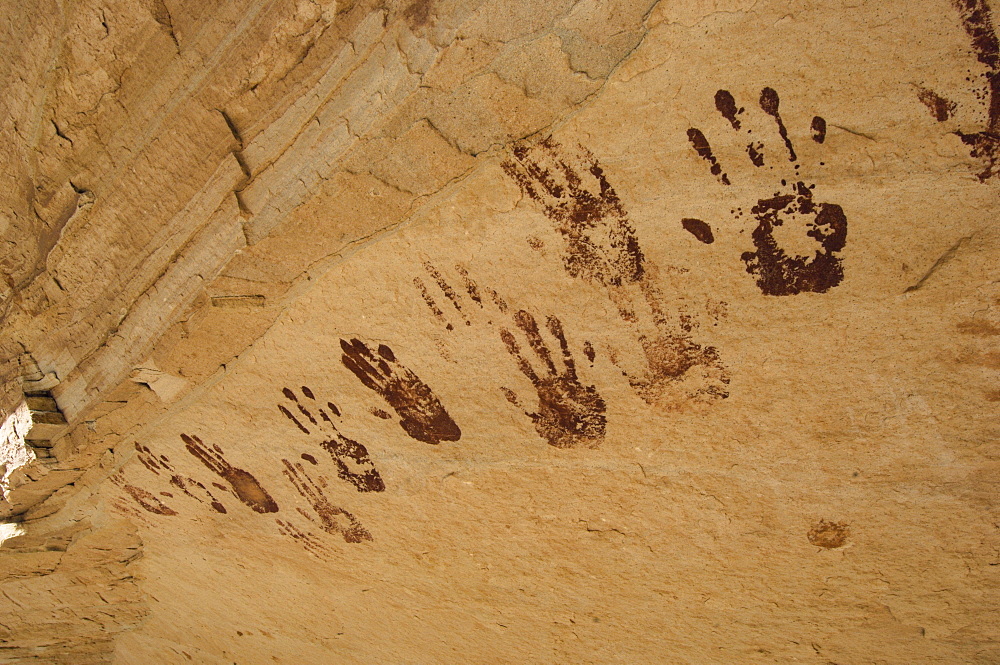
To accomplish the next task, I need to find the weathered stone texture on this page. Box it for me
[1,0,999,662]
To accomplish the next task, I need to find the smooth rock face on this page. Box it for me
[1,0,999,662]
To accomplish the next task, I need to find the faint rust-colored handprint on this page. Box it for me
[502,137,645,287]
[110,471,177,517]
[276,518,331,560]
[281,459,372,544]
[181,434,278,513]
[278,386,385,493]
[340,338,461,444]
[134,442,227,513]
[500,310,606,449]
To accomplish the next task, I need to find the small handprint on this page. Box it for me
[281,459,372,544]
[685,87,847,296]
[278,386,385,492]
[502,137,645,287]
[615,271,731,409]
[340,339,461,444]
[276,518,331,560]
[110,472,177,517]
[500,310,607,449]
[181,434,279,513]
[134,442,227,513]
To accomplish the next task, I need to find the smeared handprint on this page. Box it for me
[110,472,177,517]
[181,434,279,513]
[134,442,227,513]
[686,87,847,296]
[617,270,731,409]
[278,386,385,493]
[276,518,331,560]
[281,459,372,544]
[500,310,607,449]
[502,137,645,287]
[340,339,461,444]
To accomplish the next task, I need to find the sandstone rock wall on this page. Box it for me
[1,0,998,662]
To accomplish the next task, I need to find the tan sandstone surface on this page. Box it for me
[1,0,999,662]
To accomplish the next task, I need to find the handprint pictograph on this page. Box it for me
[276,518,331,560]
[134,442,227,513]
[281,459,372,544]
[340,338,461,444]
[621,270,731,409]
[111,471,178,517]
[414,262,608,448]
[685,87,847,296]
[499,310,607,449]
[502,137,645,287]
[181,434,279,513]
[502,138,731,411]
[278,386,385,493]
[924,0,1000,182]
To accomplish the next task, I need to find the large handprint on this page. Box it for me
[685,87,847,296]
[500,310,607,449]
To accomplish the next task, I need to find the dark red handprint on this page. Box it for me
[340,339,461,444]
[278,386,385,493]
[181,434,278,513]
[500,310,606,449]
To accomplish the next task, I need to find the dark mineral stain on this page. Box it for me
[301,453,319,465]
[282,460,372,544]
[759,87,797,161]
[687,128,731,185]
[740,182,847,296]
[369,407,392,419]
[583,341,596,364]
[681,218,715,244]
[811,116,827,143]
[499,310,606,449]
[951,0,1000,180]
[807,519,850,549]
[404,0,435,30]
[181,433,279,513]
[123,484,177,516]
[340,338,461,444]
[917,87,957,122]
[502,137,646,286]
[715,89,743,129]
